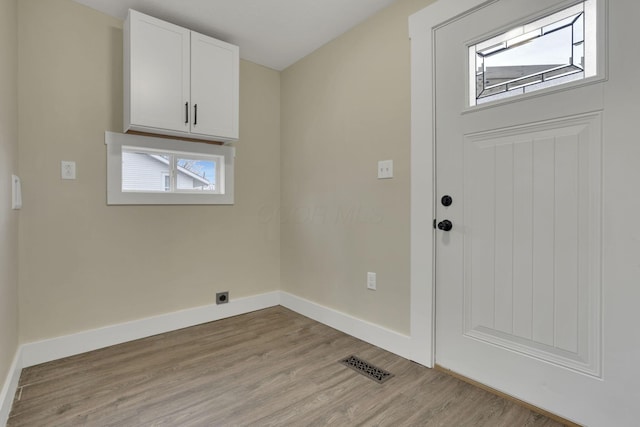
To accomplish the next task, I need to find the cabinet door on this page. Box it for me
[127,10,190,134]
[190,32,239,140]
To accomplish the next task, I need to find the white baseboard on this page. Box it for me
[279,292,414,361]
[0,348,22,427]
[21,291,280,368]
[19,291,415,369]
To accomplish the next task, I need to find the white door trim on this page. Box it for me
[408,0,495,367]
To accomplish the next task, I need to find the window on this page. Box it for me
[106,132,234,205]
[469,1,598,106]
[121,147,221,194]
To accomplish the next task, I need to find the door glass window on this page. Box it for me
[469,1,596,106]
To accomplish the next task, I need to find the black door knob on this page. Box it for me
[441,195,453,206]
[437,220,453,231]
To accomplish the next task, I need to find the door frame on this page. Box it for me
[408,0,496,367]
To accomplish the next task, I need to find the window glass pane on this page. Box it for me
[122,149,171,192]
[122,146,220,194]
[573,13,584,44]
[542,15,577,35]
[176,157,217,192]
[470,1,594,106]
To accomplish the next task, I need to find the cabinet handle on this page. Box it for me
[194,104,198,126]
[185,102,188,124]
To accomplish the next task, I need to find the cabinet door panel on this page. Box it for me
[190,32,239,140]
[129,11,190,133]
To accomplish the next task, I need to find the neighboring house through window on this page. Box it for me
[162,172,170,192]
[122,150,217,193]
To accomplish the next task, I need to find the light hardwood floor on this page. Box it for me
[8,307,564,426]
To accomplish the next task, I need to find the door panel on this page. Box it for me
[460,113,602,375]
[512,140,534,340]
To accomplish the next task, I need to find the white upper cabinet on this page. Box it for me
[190,32,239,140]
[125,11,190,135]
[124,10,239,143]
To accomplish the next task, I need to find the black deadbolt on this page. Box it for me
[441,195,453,206]
[437,220,453,231]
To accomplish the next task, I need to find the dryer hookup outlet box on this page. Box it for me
[216,291,229,304]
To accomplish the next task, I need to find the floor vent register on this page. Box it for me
[339,355,394,384]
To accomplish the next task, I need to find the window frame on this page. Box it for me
[106,131,235,205]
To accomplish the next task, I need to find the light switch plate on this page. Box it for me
[61,161,76,180]
[377,160,393,179]
[367,272,377,290]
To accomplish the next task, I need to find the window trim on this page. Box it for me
[106,131,235,205]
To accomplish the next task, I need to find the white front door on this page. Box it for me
[434,1,637,425]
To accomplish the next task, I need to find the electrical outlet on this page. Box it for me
[367,272,377,290]
[61,161,76,180]
[377,160,393,179]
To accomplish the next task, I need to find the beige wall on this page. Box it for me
[18,0,280,342]
[280,0,434,334]
[0,0,19,383]
[14,0,426,344]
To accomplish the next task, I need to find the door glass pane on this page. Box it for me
[469,1,595,106]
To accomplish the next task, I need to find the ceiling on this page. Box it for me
[72,0,397,71]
